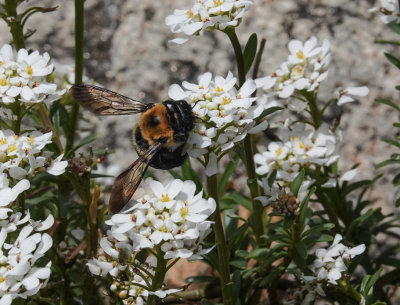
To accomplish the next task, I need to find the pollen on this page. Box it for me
[216,86,224,92]
[0,138,6,145]
[296,50,305,59]
[298,141,304,149]
[181,207,189,219]
[26,65,33,75]
[199,85,204,89]
[186,9,194,18]
[7,145,16,153]
[161,194,170,202]
[0,277,4,283]
[213,0,223,7]
[276,147,282,156]
[28,136,34,145]
[0,79,7,86]
[293,66,303,76]
[221,96,231,105]
[0,61,3,66]
[159,224,168,232]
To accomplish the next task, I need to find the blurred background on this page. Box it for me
[1,0,398,286]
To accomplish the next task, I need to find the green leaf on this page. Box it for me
[222,191,253,211]
[290,169,305,196]
[181,158,202,193]
[374,39,400,46]
[168,169,182,179]
[256,107,283,123]
[361,266,383,297]
[381,137,400,148]
[230,260,247,269]
[243,33,258,75]
[376,159,400,168]
[229,223,248,252]
[218,154,239,197]
[295,241,307,259]
[375,98,400,112]
[65,134,97,158]
[186,276,217,284]
[385,52,400,69]
[388,20,400,34]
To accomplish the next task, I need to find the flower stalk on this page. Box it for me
[206,173,233,305]
[224,27,265,244]
[4,0,25,50]
[67,0,85,152]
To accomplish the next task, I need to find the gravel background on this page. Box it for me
[1,0,399,289]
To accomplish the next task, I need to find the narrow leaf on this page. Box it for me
[290,169,305,196]
[243,33,258,75]
[375,98,400,112]
[385,52,400,69]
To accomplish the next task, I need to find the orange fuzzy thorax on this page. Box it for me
[139,104,174,147]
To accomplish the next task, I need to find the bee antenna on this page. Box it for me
[196,116,216,128]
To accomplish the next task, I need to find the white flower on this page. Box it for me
[256,37,331,115]
[312,234,365,284]
[0,44,63,105]
[336,86,369,106]
[169,72,268,174]
[254,124,339,181]
[0,211,53,302]
[369,0,400,24]
[166,0,253,44]
[46,153,68,176]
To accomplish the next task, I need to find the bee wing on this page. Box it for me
[69,84,154,115]
[108,142,162,214]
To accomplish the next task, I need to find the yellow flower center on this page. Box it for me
[0,138,6,145]
[26,65,33,75]
[216,86,224,92]
[213,0,223,7]
[0,277,4,283]
[7,145,16,153]
[198,85,204,89]
[0,79,7,86]
[28,136,34,145]
[0,61,3,66]
[161,194,170,202]
[221,96,231,105]
[159,224,168,232]
[293,66,303,76]
[14,135,18,140]
[181,207,189,219]
[298,141,304,149]
[276,147,282,156]
[186,9,194,18]
[297,50,305,59]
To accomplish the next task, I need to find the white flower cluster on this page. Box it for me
[370,0,400,24]
[254,125,339,181]
[88,179,215,303]
[256,181,300,214]
[169,71,268,175]
[0,44,64,105]
[0,129,67,181]
[166,0,253,44]
[0,211,54,305]
[89,254,180,305]
[297,234,366,305]
[256,36,330,107]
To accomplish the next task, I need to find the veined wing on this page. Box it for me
[108,142,162,214]
[69,84,155,115]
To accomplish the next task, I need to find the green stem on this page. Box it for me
[11,99,21,134]
[306,91,322,128]
[224,27,245,87]
[66,0,85,152]
[224,27,265,244]
[207,173,233,305]
[4,0,25,50]
[148,245,168,305]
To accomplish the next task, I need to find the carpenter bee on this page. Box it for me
[69,85,196,214]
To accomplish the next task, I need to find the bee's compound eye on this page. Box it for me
[149,116,160,127]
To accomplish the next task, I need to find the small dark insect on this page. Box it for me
[69,85,196,214]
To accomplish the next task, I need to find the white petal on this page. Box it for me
[168,84,187,100]
[340,169,357,181]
